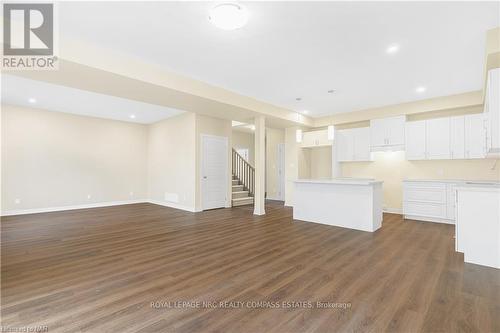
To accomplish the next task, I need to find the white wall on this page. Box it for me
[148,112,197,211]
[1,105,148,214]
[1,106,237,215]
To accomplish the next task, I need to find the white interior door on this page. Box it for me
[201,135,228,210]
[277,143,285,201]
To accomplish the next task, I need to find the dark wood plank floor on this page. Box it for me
[2,201,499,333]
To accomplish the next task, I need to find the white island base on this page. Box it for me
[293,179,383,232]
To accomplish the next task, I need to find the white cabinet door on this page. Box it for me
[353,127,371,161]
[370,116,405,150]
[465,114,486,159]
[317,129,332,146]
[426,117,451,160]
[370,118,387,148]
[301,130,331,148]
[405,120,426,160]
[386,116,406,146]
[485,68,499,154]
[301,131,315,147]
[337,129,354,162]
[450,116,465,159]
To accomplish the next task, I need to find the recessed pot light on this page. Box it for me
[415,86,426,93]
[129,114,136,119]
[386,44,400,54]
[302,110,310,114]
[28,98,36,104]
[209,3,249,30]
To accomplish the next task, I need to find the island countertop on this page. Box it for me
[294,178,383,186]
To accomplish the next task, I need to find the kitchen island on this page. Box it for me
[455,182,500,269]
[293,178,383,232]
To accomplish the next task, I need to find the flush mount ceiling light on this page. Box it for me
[129,114,136,119]
[386,43,400,54]
[209,3,248,30]
[28,97,36,104]
[415,86,427,93]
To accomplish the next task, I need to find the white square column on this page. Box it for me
[253,116,266,215]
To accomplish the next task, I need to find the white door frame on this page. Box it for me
[200,134,229,211]
[277,143,285,201]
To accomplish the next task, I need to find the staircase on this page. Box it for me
[232,149,254,207]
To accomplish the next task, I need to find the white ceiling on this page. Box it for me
[1,75,184,124]
[58,1,499,117]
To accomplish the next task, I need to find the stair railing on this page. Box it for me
[232,148,255,197]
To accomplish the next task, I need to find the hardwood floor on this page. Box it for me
[2,201,499,332]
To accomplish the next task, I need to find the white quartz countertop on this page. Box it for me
[454,183,500,192]
[404,179,500,184]
[294,178,383,185]
[403,179,500,191]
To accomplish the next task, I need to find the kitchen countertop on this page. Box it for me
[454,183,500,192]
[404,179,500,185]
[403,179,500,191]
[294,178,383,186]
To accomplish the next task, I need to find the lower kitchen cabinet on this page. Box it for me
[403,180,461,224]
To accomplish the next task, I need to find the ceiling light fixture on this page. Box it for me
[327,89,335,94]
[28,98,36,104]
[295,97,302,101]
[302,110,309,114]
[129,114,136,119]
[209,3,249,30]
[415,86,427,93]
[386,44,400,54]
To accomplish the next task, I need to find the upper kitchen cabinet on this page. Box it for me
[405,120,426,160]
[464,113,486,159]
[450,116,465,159]
[426,117,451,159]
[301,129,332,148]
[337,127,372,162]
[484,68,500,157]
[405,115,485,160]
[370,115,405,151]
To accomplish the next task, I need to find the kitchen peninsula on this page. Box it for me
[293,178,383,232]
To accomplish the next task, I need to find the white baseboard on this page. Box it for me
[266,196,285,202]
[1,199,148,217]
[383,207,403,214]
[404,214,455,225]
[147,200,198,213]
